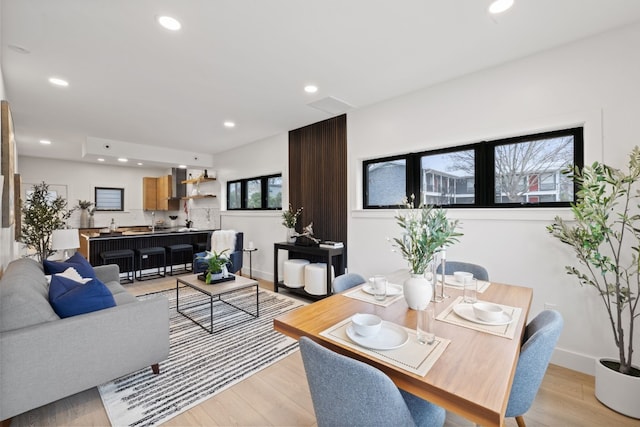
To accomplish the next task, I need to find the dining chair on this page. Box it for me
[332,272,366,293]
[436,261,489,281]
[506,310,564,427]
[299,336,446,427]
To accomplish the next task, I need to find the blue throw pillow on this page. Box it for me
[44,252,96,279]
[48,274,116,318]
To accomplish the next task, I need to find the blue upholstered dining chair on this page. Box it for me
[299,336,446,427]
[506,310,563,427]
[332,272,366,293]
[436,261,489,281]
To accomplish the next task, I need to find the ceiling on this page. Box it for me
[3,0,640,168]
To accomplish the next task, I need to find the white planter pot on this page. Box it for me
[403,273,433,310]
[595,358,640,419]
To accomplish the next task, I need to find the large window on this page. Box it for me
[227,174,282,210]
[363,127,583,208]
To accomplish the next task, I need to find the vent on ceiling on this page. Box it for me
[307,96,353,115]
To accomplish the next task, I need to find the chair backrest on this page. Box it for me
[299,336,418,427]
[505,310,564,418]
[332,273,366,293]
[437,261,489,281]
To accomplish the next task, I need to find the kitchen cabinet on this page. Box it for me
[143,175,179,211]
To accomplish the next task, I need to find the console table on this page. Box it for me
[273,242,345,299]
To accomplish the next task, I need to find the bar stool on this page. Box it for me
[165,244,194,275]
[135,247,166,281]
[194,242,207,252]
[100,249,135,284]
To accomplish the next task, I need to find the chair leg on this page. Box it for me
[151,363,160,374]
[515,415,526,427]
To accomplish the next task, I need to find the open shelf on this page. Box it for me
[181,194,216,200]
[181,177,216,184]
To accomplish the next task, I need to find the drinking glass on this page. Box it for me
[463,278,478,303]
[372,275,387,301]
[417,304,435,345]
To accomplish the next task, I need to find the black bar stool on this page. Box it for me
[135,247,166,281]
[100,249,135,283]
[165,244,194,275]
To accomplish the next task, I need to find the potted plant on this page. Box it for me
[391,196,462,309]
[282,204,303,243]
[19,182,74,262]
[197,249,232,284]
[547,146,640,418]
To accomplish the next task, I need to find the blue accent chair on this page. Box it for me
[436,261,489,281]
[299,336,446,427]
[193,231,243,274]
[332,273,366,293]
[506,310,564,427]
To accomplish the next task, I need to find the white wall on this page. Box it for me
[347,23,640,374]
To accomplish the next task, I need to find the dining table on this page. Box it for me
[273,271,533,427]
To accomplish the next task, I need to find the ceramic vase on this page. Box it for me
[88,215,95,228]
[287,227,297,243]
[403,272,434,310]
[80,208,89,228]
[595,358,640,418]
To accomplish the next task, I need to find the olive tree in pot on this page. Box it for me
[547,146,639,418]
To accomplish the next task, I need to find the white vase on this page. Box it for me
[403,272,433,310]
[80,209,89,228]
[595,358,640,418]
[287,227,297,243]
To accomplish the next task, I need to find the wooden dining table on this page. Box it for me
[273,275,533,427]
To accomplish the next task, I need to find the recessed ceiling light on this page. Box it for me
[224,121,235,128]
[97,158,105,162]
[489,0,514,14]
[137,162,143,166]
[117,158,128,162]
[157,15,181,31]
[178,165,187,169]
[49,77,69,87]
[304,85,318,94]
[39,139,51,145]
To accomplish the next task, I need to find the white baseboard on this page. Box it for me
[551,347,596,375]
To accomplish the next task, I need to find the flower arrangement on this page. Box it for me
[77,200,93,210]
[282,204,303,229]
[391,196,462,274]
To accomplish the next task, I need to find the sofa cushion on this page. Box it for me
[48,275,116,318]
[0,258,60,332]
[43,252,96,279]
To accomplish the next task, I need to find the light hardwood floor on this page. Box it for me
[7,275,638,426]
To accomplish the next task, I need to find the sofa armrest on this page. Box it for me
[0,295,169,420]
[94,264,120,283]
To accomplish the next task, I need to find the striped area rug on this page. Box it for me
[98,286,305,427]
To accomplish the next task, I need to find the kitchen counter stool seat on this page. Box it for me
[166,244,193,275]
[135,246,166,281]
[100,249,135,284]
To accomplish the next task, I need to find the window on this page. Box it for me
[227,174,282,210]
[363,127,583,208]
[95,187,124,211]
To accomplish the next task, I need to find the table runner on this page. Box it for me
[320,317,450,376]
[343,284,404,307]
[436,296,521,339]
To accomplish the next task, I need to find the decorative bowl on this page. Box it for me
[472,302,503,322]
[351,313,382,337]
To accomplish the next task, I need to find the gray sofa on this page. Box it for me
[0,257,170,422]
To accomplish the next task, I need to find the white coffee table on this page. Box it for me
[176,273,259,333]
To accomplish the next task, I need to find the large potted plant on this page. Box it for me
[547,146,640,418]
[392,196,462,309]
[19,181,74,262]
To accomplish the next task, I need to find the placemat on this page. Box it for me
[320,317,450,376]
[437,275,491,293]
[343,284,404,307]
[436,296,521,339]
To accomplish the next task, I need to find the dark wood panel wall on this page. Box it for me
[288,114,347,254]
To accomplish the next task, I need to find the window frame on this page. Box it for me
[227,173,283,210]
[94,187,124,211]
[363,127,583,209]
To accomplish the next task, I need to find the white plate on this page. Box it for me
[346,321,409,350]
[436,274,465,287]
[362,283,403,296]
[452,303,513,326]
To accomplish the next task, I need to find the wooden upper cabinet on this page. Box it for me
[143,177,157,210]
[143,175,179,211]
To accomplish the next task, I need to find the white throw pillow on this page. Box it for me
[55,267,92,284]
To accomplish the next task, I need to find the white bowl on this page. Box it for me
[351,313,382,337]
[453,271,473,284]
[472,302,503,322]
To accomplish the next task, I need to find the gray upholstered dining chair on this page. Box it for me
[332,272,366,293]
[506,310,563,427]
[299,336,446,427]
[436,261,489,281]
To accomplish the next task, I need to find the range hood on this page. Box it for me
[170,168,187,199]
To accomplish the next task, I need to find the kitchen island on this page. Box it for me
[80,227,212,268]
